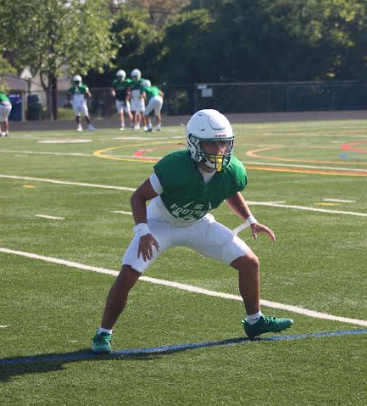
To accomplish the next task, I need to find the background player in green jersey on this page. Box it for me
[110,70,133,130]
[0,92,12,137]
[141,80,164,132]
[92,109,293,353]
[68,75,95,132]
[129,68,146,130]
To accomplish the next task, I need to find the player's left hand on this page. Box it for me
[138,233,160,261]
[250,223,276,242]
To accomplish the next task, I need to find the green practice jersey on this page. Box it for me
[0,93,10,103]
[129,79,145,99]
[144,86,161,103]
[112,79,130,101]
[68,84,88,95]
[154,150,247,222]
[129,79,144,91]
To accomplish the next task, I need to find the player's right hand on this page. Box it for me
[137,234,160,261]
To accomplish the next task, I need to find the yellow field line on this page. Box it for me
[246,166,367,176]
[93,141,179,163]
[93,143,367,176]
[247,146,367,166]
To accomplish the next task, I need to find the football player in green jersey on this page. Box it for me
[110,70,133,130]
[141,80,164,132]
[0,92,12,137]
[129,68,146,130]
[92,109,293,353]
[68,75,95,132]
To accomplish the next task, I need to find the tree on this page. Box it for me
[123,0,190,28]
[0,2,15,91]
[157,10,214,83]
[0,55,15,92]
[2,0,116,119]
[99,8,162,85]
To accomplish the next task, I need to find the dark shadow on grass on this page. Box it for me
[0,336,251,381]
[2,329,365,381]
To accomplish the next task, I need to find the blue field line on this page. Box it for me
[1,329,366,367]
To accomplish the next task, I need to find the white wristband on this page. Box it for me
[246,215,257,226]
[133,223,151,237]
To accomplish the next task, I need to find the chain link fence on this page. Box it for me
[9,81,367,121]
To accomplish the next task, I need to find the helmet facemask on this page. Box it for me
[188,134,234,172]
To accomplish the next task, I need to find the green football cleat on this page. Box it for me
[91,331,112,354]
[243,315,294,338]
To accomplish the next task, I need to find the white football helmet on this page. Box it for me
[186,109,234,171]
[131,68,142,80]
[116,70,126,80]
[73,75,82,83]
[141,79,151,87]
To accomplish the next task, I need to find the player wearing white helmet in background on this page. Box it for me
[0,92,12,137]
[128,68,146,130]
[92,109,294,354]
[141,80,164,132]
[110,70,133,130]
[68,75,95,132]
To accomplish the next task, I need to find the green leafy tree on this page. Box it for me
[96,8,162,85]
[157,10,214,83]
[0,55,15,92]
[2,0,116,119]
[162,0,367,82]
[123,0,190,28]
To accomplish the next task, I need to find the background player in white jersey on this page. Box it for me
[0,92,12,137]
[68,75,95,132]
[129,68,146,130]
[92,109,293,353]
[141,80,164,132]
[110,70,133,130]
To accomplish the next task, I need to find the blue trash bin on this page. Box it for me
[8,94,22,121]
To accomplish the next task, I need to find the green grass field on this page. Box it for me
[0,119,366,405]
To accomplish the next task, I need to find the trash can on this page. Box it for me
[27,94,43,120]
[8,94,22,121]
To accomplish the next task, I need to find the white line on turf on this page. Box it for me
[248,201,367,218]
[38,139,92,144]
[0,325,8,329]
[323,199,355,203]
[35,215,64,220]
[1,174,366,218]
[0,149,93,157]
[112,211,133,215]
[0,247,366,327]
[0,174,135,191]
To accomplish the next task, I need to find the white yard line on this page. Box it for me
[0,247,366,327]
[0,149,93,157]
[323,199,355,203]
[247,201,367,218]
[0,325,8,329]
[0,174,135,192]
[1,174,366,218]
[35,215,64,220]
[112,211,133,215]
